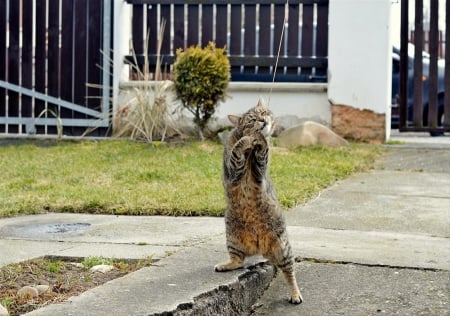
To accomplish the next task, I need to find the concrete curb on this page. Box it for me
[154,262,275,316]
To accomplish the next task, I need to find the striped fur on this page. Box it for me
[215,99,303,304]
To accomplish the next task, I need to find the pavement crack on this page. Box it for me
[295,256,446,272]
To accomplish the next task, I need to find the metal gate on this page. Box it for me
[0,0,113,138]
[399,0,450,134]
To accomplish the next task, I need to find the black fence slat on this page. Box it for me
[257,3,271,75]
[8,0,20,133]
[61,0,75,122]
[0,0,6,132]
[244,4,256,56]
[48,0,61,135]
[147,4,158,57]
[300,3,314,76]
[273,3,285,76]
[73,0,88,110]
[229,4,242,55]
[48,0,60,104]
[229,3,242,75]
[243,4,256,74]
[201,4,214,45]
[132,4,144,56]
[413,0,424,126]
[148,5,158,53]
[287,3,300,75]
[22,1,34,120]
[160,5,171,54]
[215,4,228,48]
[258,4,271,56]
[34,0,47,128]
[187,5,199,46]
[87,0,102,111]
[173,4,185,51]
[427,0,438,128]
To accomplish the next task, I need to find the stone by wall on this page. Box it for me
[331,104,386,143]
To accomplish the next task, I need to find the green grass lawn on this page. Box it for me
[0,139,384,217]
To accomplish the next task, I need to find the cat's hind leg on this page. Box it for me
[281,265,303,304]
[268,243,303,304]
[214,246,245,272]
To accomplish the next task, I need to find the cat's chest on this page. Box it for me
[230,176,258,196]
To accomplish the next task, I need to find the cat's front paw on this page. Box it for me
[253,136,267,151]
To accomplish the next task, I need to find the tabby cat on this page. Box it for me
[215,98,303,304]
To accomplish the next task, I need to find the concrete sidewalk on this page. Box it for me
[0,133,449,315]
[254,134,450,315]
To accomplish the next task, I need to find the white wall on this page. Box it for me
[216,83,330,123]
[118,81,330,127]
[328,0,392,137]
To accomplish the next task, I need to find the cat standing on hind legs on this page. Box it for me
[214,98,303,304]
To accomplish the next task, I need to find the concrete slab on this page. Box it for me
[254,261,450,315]
[0,214,225,269]
[0,239,70,267]
[0,214,225,245]
[286,171,450,237]
[378,147,450,173]
[287,226,450,270]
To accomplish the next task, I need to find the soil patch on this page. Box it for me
[0,256,153,316]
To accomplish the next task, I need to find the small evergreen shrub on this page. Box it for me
[172,42,230,140]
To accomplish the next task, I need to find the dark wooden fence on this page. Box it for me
[399,0,450,133]
[0,0,112,137]
[125,0,329,82]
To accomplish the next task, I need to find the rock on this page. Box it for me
[275,115,303,133]
[90,264,114,273]
[17,285,39,299]
[0,303,8,316]
[277,121,349,148]
[218,130,231,145]
[35,284,50,295]
[274,115,329,137]
[331,104,385,143]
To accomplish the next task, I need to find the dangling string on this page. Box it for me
[267,0,289,107]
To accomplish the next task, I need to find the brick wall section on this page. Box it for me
[331,104,385,143]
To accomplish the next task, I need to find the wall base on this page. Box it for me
[331,104,386,143]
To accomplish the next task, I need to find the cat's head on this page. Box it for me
[228,98,275,137]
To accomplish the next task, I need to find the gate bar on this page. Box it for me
[445,0,450,127]
[0,80,106,119]
[399,0,408,130]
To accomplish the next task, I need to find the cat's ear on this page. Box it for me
[256,97,266,109]
[228,114,241,126]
